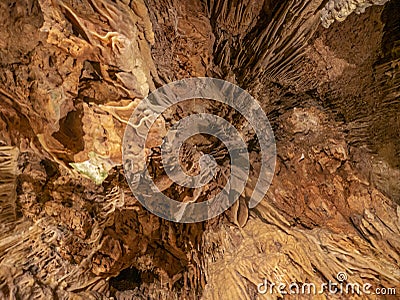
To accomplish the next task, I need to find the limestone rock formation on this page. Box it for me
[0,0,399,299]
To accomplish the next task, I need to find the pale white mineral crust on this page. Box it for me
[321,0,390,28]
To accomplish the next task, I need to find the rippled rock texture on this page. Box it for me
[0,0,399,299]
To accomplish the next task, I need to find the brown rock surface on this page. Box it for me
[0,0,399,299]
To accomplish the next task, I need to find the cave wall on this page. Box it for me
[0,0,399,299]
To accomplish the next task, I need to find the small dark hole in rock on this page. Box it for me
[109,267,142,291]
